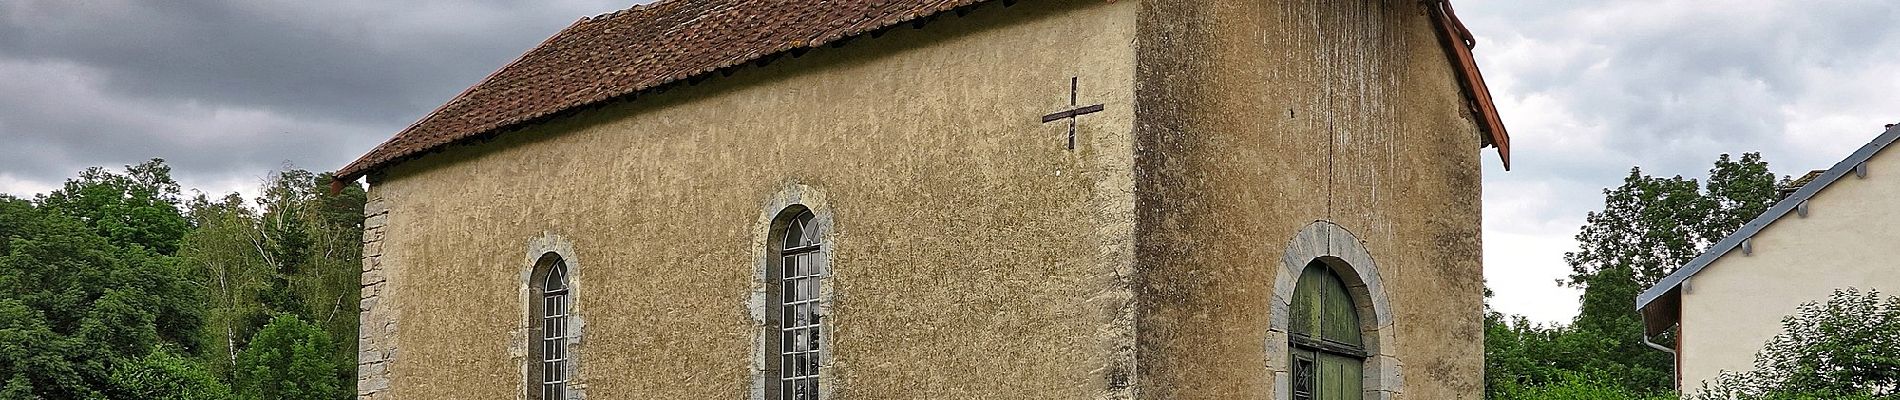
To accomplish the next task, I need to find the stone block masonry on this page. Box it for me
[358,194,395,399]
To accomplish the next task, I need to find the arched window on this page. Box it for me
[1288,261,1366,400]
[770,210,823,400]
[531,257,572,400]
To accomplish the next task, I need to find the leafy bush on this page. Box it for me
[1692,288,1900,399]
[234,315,349,400]
[110,349,233,400]
[1494,371,1675,400]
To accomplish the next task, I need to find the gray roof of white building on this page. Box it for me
[1638,124,1900,335]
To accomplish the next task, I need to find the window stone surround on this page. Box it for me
[516,233,588,400]
[749,183,837,400]
[1267,220,1402,400]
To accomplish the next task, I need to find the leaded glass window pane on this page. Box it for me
[1292,352,1317,400]
[775,210,821,400]
[537,260,570,400]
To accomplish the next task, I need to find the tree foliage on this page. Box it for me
[182,193,275,377]
[110,349,233,400]
[183,168,364,382]
[0,162,209,399]
[1486,153,1780,398]
[1702,153,1781,243]
[36,159,191,255]
[0,160,364,398]
[1565,169,1712,288]
[233,315,349,400]
[1492,371,1675,400]
[1484,292,1561,395]
[1693,289,1900,400]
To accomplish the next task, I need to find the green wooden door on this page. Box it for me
[1288,261,1366,400]
[1318,352,1363,400]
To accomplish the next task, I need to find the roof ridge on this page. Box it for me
[587,0,667,23]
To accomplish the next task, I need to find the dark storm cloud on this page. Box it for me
[0,1,626,122]
[0,0,637,196]
[0,58,370,183]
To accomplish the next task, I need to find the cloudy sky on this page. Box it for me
[2,1,1896,323]
[1464,0,1900,322]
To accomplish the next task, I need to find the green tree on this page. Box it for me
[1565,168,1712,288]
[257,170,315,317]
[1564,153,1777,289]
[234,315,348,400]
[181,192,274,379]
[1693,289,1900,399]
[109,348,233,400]
[1485,287,1562,396]
[1559,169,1706,394]
[79,289,162,359]
[36,158,191,255]
[1485,153,1779,398]
[0,298,101,399]
[0,161,211,399]
[260,171,363,369]
[1701,153,1780,242]
[2,162,366,398]
[269,170,364,367]
[182,169,364,382]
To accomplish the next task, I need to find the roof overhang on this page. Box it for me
[332,0,1514,190]
[1426,0,1511,170]
[1637,124,1900,336]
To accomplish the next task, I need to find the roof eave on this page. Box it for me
[1427,0,1511,170]
[333,0,1515,186]
[330,0,1005,186]
[1637,124,1900,317]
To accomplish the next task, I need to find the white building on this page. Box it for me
[1639,125,1900,393]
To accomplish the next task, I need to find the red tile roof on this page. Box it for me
[335,0,1511,184]
[335,0,995,182]
[1428,0,1512,170]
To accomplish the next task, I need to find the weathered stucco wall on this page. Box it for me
[360,0,1140,399]
[1680,146,1900,392]
[1132,0,1486,399]
[361,0,1493,398]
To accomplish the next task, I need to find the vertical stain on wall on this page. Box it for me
[1135,0,1483,398]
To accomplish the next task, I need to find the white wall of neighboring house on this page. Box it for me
[1680,145,1900,392]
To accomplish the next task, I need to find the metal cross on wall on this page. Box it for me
[1041,77,1105,150]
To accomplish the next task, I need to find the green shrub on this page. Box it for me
[110,349,232,400]
[1495,371,1674,400]
[233,315,348,400]
[1692,289,1900,400]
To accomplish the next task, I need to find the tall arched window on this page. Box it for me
[531,257,571,400]
[1288,261,1366,400]
[770,210,823,400]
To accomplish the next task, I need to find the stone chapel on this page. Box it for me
[335,0,1511,399]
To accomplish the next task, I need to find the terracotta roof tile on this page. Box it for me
[337,0,1511,183]
[336,0,993,181]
